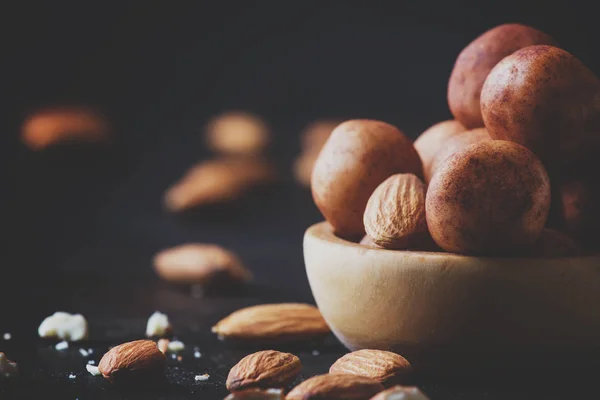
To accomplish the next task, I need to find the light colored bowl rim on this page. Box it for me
[307,221,600,263]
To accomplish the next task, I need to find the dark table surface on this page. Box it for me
[2,121,600,399]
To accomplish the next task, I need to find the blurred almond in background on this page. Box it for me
[204,111,270,156]
[293,119,341,188]
[164,157,278,212]
[21,106,110,150]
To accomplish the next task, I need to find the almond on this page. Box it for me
[363,174,429,249]
[212,303,330,343]
[370,385,431,400]
[224,388,284,400]
[153,243,252,287]
[98,340,166,384]
[164,158,276,211]
[21,106,109,150]
[286,373,384,400]
[330,350,412,387]
[227,350,301,391]
[205,111,270,156]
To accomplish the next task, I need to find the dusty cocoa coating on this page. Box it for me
[311,120,423,238]
[426,127,491,183]
[448,24,555,129]
[414,120,466,182]
[426,140,551,255]
[526,228,581,257]
[481,45,600,170]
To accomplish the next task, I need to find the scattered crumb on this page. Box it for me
[167,340,185,352]
[87,348,93,354]
[55,340,69,351]
[3,333,11,340]
[87,360,95,365]
[194,351,201,358]
[195,373,210,382]
[157,338,170,354]
[177,355,183,361]
[312,350,320,356]
[171,353,177,360]
[38,312,88,341]
[68,373,76,379]
[79,348,89,357]
[146,311,172,337]
[86,364,101,376]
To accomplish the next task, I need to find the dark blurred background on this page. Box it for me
[1,0,598,287]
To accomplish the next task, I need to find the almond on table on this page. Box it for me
[227,350,301,391]
[98,340,166,384]
[370,385,431,400]
[224,388,284,400]
[153,243,252,287]
[286,373,384,400]
[329,350,412,387]
[212,303,330,343]
[164,158,277,212]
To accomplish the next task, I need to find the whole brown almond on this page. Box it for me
[286,373,384,400]
[153,243,252,287]
[329,350,411,386]
[227,350,301,391]
[363,174,429,250]
[205,111,271,156]
[212,303,330,343]
[370,385,430,400]
[164,157,277,211]
[224,388,284,400]
[98,340,166,384]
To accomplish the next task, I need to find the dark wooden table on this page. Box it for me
[1,128,599,399]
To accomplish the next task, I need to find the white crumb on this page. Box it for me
[167,340,185,352]
[194,351,201,358]
[195,374,209,382]
[87,348,93,354]
[146,311,172,337]
[55,340,69,350]
[171,353,177,359]
[312,350,320,356]
[3,333,11,340]
[87,360,95,365]
[86,364,101,376]
[38,312,88,341]
[79,348,89,357]
[68,373,76,379]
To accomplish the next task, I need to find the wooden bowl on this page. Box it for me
[304,221,600,373]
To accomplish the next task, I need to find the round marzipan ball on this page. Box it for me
[414,120,466,182]
[311,120,423,238]
[448,23,555,129]
[426,140,551,255]
[481,45,600,169]
[425,127,491,183]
